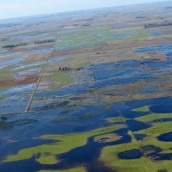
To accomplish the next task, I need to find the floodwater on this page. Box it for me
[0,57,24,69]
[0,95,172,171]
[0,30,172,171]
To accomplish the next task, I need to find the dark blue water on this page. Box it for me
[117,144,172,161]
[0,129,130,172]
[157,132,172,142]
[126,120,151,132]
[0,94,171,171]
[134,134,147,141]
[150,98,172,113]
[118,149,142,159]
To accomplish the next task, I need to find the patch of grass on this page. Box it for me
[108,29,150,43]
[132,106,150,112]
[134,121,172,137]
[100,142,172,172]
[20,59,37,65]
[49,70,74,90]
[0,66,14,82]
[100,122,172,172]
[94,133,122,143]
[131,29,150,40]
[36,154,58,165]
[101,124,172,171]
[75,60,91,69]
[136,113,172,122]
[0,96,6,101]
[4,125,124,164]
[39,166,87,172]
[55,25,112,50]
[100,143,149,172]
[106,117,125,123]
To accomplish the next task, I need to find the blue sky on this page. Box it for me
[0,0,164,19]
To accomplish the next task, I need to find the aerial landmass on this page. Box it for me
[0,1,172,172]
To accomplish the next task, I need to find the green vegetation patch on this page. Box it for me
[134,121,172,137]
[4,125,124,164]
[0,96,6,101]
[100,122,172,172]
[94,133,122,143]
[36,154,58,165]
[48,70,74,90]
[130,29,150,40]
[136,113,172,122]
[106,117,125,123]
[39,166,86,172]
[109,29,150,43]
[100,142,172,172]
[0,65,14,82]
[132,106,150,112]
[55,25,113,50]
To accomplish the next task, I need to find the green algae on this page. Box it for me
[132,106,150,112]
[136,113,172,122]
[4,125,124,164]
[39,166,86,172]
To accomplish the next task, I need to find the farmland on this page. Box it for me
[0,1,172,171]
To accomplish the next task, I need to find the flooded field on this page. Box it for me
[0,1,172,172]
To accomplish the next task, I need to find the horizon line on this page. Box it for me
[0,0,169,22]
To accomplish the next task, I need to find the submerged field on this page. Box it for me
[0,1,172,172]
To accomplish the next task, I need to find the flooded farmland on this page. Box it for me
[0,1,172,172]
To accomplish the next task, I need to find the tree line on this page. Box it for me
[2,39,55,49]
